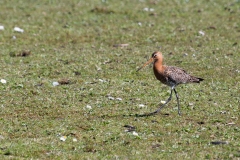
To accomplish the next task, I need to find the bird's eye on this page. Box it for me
[151,52,158,58]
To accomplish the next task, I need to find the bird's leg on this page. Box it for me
[173,88,181,115]
[148,88,173,115]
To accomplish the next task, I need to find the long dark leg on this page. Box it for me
[147,89,173,115]
[173,88,181,115]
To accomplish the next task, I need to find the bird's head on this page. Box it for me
[137,51,163,72]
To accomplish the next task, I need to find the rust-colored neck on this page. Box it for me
[153,55,164,73]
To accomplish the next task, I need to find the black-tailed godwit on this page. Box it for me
[137,51,204,116]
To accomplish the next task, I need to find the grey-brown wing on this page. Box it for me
[164,66,191,84]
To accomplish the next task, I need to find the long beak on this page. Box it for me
[136,58,154,72]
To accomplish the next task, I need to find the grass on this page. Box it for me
[0,0,239,159]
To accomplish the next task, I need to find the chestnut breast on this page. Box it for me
[153,65,168,85]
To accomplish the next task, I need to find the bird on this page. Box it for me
[137,51,204,116]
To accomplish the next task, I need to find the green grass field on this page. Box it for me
[0,0,239,159]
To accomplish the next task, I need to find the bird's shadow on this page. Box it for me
[135,112,157,117]
[126,112,170,118]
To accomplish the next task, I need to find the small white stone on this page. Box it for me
[138,22,142,26]
[52,81,59,86]
[132,131,139,136]
[116,98,122,101]
[12,36,16,40]
[0,26,4,30]
[143,8,154,12]
[0,79,7,84]
[99,79,104,82]
[160,101,166,104]
[99,79,107,82]
[96,66,102,71]
[86,105,92,110]
[198,30,205,36]
[108,96,115,100]
[14,27,24,33]
[143,8,149,11]
[188,102,194,106]
[60,136,67,141]
[149,8,154,12]
[73,138,77,142]
[226,122,235,125]
[138,104,145,108]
